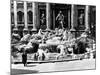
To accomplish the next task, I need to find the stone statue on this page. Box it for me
[40,13,46,26]
[56,11,64,29]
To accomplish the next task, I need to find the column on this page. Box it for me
[32,2,37,31]
[36,3,39,29]
[13,1,18,31]
[68,10,70,29]
[70,4,75,31]
[85,5,89,31]
[46,3,51,30]
[23,1,28,31]
[53,10,55,29]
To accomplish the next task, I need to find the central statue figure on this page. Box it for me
[40,12,46,26]
[56,11,64,29]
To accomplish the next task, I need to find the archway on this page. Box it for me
[17,11,24,24]
[27,11,33,24]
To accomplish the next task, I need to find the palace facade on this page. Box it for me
[11,0,96,38]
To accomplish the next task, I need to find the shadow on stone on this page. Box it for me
[26,64,37,67]
[11,69,39,75]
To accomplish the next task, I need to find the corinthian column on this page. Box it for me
[85,5,89,31]
[32,2,37,31]
[46,3,51,30]
[13,1,18,31]
[23,1,28,31]
[70,4,75,31]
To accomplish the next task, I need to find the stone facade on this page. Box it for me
[11,0,96,38]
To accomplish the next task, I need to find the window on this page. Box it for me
[17,11,24,24]
[11,12,14,24]
[27,11,33,24]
